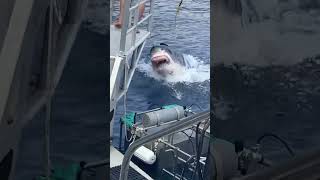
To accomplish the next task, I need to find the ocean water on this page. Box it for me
[111,0,210,147]
[16,1,107,179]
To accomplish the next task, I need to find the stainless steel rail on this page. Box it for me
[119,110,210,180]
[119,0,154,55]
[110,0,154,110]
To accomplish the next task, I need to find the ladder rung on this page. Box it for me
[127,14,152,34]
[125,32,150,56]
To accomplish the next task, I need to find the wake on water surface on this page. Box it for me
[137,54,210,99]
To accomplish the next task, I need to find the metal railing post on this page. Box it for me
[131,0,140,47]
[119,0,131,54]
[119,111,210,180]
[118,0,154,56]
[148,0,154,33]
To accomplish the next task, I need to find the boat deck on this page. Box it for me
[110,146,153,180]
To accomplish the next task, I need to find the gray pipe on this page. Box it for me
[141,105,185,127]
[119,110,210,180]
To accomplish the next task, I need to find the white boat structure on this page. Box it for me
[109,0,155,178]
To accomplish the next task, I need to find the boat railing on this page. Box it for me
[119,111,210,180]
[111,0,154,56]
[110,0,154,113]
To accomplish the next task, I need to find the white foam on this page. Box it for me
[137,54,210,84]
[137,54,209,100]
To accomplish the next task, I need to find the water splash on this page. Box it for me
[137,54,210,83]
[172,88,183,100]
[137,54,209,100]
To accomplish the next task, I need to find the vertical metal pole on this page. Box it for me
[119,0,131,54]
[148,0,154,33]
[124,41,146,91]
[119,121,123,151]
[45,98,52,180]
[45,1,54,179]
[110,0,113,24]
[131,0,140,47]
[110,116,114,141]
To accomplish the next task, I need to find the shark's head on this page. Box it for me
[150,43,180,76]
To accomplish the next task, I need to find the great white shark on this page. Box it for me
[150,43,189,76]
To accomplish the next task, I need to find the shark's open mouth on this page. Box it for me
[151,53,170,68]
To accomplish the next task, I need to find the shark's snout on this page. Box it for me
[150,44,185,76]
[151,52,171,68]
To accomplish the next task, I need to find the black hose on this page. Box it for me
[178,0,184,9]
[194,120,210,180]
[181,131,196,154]
[194,122,201,180]
[199,120,210,179]
[257,133,295,157]
[180,155,195,179]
